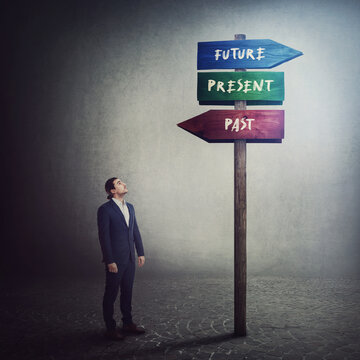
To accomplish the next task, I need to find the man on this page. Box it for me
[97,177,146,340]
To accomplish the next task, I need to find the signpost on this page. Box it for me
[198,39,303,69]
[178,110,284,142]
[197,72,284,102]
[178,34,302,337]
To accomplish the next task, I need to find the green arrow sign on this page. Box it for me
[197,72,284,102]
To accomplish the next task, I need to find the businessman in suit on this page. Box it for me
[97,177,145,340]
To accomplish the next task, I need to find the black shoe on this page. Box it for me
[122,323,145,334]
[105,329,125,340]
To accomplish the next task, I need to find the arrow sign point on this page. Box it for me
[177,112,209,141]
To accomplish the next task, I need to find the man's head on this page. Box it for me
[105,177,128,200]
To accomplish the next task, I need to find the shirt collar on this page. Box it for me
[112,198,126,207]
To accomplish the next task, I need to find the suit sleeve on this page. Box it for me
[133,211,145,257]
[97,206,114,264]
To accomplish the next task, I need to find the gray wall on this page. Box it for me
[3,0,360,278]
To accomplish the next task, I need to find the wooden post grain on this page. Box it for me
[234,33,247,337]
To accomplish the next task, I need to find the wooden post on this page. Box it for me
[234,33,247,337]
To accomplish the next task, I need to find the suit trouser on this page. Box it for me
[103,257,135,331]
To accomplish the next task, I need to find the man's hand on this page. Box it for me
[138,256,145,268]
[107,262,118,273]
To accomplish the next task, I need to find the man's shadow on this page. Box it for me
[102,332,238,359]
[5,329,238,359]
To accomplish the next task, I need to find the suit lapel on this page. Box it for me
[110,199,127,226]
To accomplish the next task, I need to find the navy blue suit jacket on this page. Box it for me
[97,199,145,265]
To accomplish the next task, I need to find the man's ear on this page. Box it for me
[111,188,116,194]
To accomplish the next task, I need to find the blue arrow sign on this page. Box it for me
[197,39,303,70]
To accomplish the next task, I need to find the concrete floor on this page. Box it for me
[1,274,359,359]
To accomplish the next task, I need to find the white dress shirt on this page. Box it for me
[112,198,130,227]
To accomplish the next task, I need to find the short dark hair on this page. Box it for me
[105,177,118,199]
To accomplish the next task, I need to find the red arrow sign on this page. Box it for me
[177,110,284,142]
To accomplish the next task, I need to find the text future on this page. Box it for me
[215,47,265,61]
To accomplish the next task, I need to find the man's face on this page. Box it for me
[111,178,128,197]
